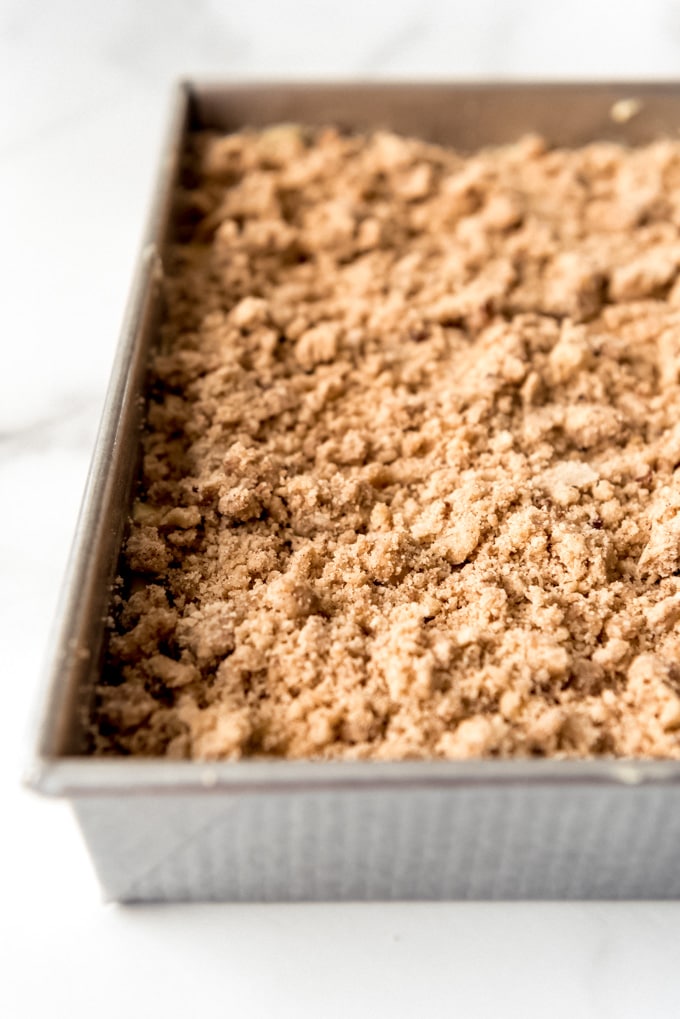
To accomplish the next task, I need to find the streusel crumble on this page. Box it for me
[93,126,680,759]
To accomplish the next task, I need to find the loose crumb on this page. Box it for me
[610,98,643,124]
[92,125,680,760]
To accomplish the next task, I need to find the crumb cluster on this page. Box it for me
[93,125,680,759]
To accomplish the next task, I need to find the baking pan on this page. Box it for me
[26,81,680,902]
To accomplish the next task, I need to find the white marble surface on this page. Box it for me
[3,2,680,1015]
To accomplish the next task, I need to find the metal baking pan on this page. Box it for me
[26,81,680,902]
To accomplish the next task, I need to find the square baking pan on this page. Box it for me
[26,81,680,902]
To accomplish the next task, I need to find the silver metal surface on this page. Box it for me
[26,81,680,901]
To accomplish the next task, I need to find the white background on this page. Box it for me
[2,1,680,1015]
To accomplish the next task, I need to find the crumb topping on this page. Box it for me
[93,125,680,759]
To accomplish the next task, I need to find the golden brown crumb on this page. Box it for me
[92,125,680,760]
